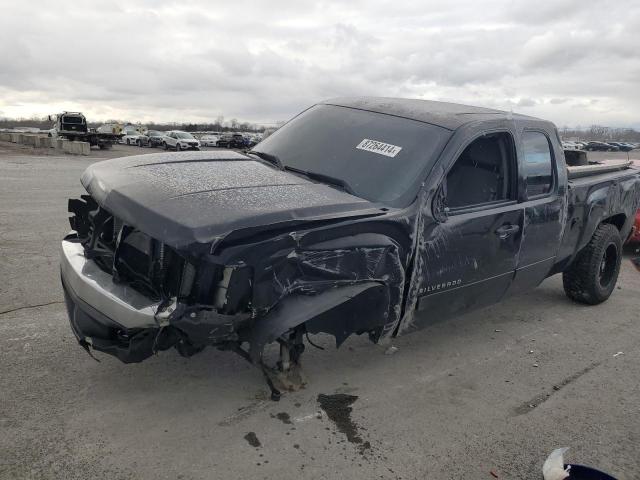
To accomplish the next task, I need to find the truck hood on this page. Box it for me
[81,151,381,248]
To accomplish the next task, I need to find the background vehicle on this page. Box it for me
[216,133,246,148]
[162,130,200,150]
[562,141,581,150]
[585,141,619,151]
[47,112,121,149]
[199,134,220,147]
[608,142,634,152]
[121,128,146,146]
[96,123,123,135]
[138,130,165,148]
[61,98,640,395]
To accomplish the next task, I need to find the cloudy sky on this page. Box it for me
[1,0,639,128]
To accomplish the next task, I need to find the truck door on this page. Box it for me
[506,128,564,295]
[410,131,524,327]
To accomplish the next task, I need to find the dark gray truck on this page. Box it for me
[60,98,640,397]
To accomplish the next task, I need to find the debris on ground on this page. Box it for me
[542,447,570,480]
[384,346,399,355]
[533,363,539,367]
[613,351,624,357]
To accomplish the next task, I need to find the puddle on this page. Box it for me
[317,393,362,444]
[244,432,261,448]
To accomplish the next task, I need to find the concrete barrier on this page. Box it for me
[61,140,90,156]
[0,132,89,155]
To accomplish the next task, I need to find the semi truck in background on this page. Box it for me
[48,112,122,149]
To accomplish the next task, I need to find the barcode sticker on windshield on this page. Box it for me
[356,139,402,158]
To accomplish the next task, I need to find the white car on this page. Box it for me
[562,141,582,150]
[199,134,220,147]
[162,131,200,151]
[121,128,146,146]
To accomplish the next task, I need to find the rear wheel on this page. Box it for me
[563,223,622,304]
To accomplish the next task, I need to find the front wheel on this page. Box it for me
[563,223,622,305]
[163,142,168,150]
[176,143,182,151]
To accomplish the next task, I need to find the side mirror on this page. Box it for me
[433,183,448,223]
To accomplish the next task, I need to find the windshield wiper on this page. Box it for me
[248,150,283,170]
[284,166,355,195]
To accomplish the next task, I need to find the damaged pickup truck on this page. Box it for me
[61,97,640,397]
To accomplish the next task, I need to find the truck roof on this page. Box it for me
[322,96,541,131]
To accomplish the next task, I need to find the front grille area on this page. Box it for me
[68,195,193,302]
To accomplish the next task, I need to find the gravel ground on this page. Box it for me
[1,142,639,479]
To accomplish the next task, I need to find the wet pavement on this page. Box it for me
[1,143,639,479]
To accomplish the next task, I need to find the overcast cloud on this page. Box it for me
[1,0,639,127]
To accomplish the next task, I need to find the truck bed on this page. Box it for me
[567,159,634,179]
[555,164,640,271]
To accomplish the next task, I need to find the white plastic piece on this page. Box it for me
[542,447,570,480]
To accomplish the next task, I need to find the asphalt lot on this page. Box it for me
[1,142,640,480]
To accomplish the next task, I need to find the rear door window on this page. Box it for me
[444,132,516,210]
[522,131,553,197]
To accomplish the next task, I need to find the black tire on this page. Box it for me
[126,139,130,145]
[176,143,182,151]
[563,223,622,305]
[163,142,168,150]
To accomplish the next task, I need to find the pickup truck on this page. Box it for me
[60,97,640,397]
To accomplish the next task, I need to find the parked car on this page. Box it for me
[121,128,145,146]
[162,131,200,151]
[216,133,247,148]
[199,134,220,147]
[61,98,640,396]
[608,142,634,152]
[562,141,580,150]
[585,141,619,151]
[136,130,165,148]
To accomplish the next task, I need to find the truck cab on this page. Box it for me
[50,112,88,140]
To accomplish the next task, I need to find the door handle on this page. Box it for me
[495,224,520,240]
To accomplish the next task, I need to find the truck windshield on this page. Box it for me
[63,116,84,124]
[251,104,451,206]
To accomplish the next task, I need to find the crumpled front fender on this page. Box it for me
[248,281,390,362]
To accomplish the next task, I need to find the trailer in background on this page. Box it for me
[48,112,122,149]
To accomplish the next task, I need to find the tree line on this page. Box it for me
[559,125,640,142]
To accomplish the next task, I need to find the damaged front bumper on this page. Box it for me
[61,239,247,362]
